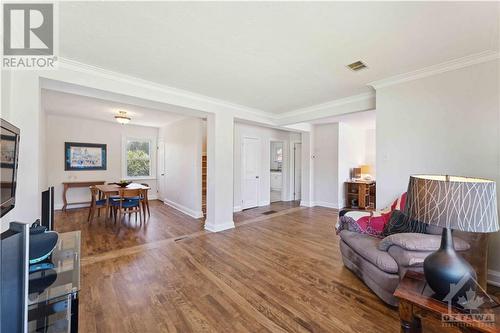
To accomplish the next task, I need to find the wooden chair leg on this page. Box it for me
[87,205,92,222]
[146,200,150,217]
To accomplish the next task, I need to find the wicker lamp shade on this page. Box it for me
[406,175,499,233]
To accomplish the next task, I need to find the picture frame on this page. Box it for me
[65,142,107,171]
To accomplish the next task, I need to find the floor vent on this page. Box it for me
[262,210,277,215]
[174,236,189,242]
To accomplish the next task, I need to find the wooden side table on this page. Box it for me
[394,271,500,333]
[62,181,105,211]
[345,180,376,210]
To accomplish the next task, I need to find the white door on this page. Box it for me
[294,143,301,201]
[157,141,166,200]
[242,137,260,209]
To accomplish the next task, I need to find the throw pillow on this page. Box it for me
[382,210,427,237]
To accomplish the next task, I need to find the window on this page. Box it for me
[125,138,152,178]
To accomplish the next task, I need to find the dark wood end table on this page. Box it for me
[394,271,500,333]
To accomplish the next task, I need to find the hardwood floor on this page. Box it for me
[234,200,301,224]
[55,201,482,332]
[55,200,205,257]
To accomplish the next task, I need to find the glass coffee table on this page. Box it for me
[27,231,80,333]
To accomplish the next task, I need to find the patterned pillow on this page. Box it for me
[382,210,427,237]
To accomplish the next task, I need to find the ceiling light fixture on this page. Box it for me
[114,111,131,124]
[347,60,368,71]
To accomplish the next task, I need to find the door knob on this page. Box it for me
[256,176,259,179]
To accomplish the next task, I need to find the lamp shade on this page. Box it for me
[406,175,499,233]
[360,165,372,175]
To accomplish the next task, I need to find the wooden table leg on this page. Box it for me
[399,300,422,333]
[62,184,69,211]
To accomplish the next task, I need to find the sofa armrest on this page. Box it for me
[378,233,470,252]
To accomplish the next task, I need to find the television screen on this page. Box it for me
[1,119,20,217]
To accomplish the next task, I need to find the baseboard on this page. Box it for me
[487,269,500,287]
[314,201,339,209]
[259,200,270,207]
[300,201,314,207]
[233,206,242,212]
[204,220,235,232]
[54,203,89,210]
[163,199,204,219]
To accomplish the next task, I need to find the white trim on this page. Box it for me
[279,92,375,119]
[233,206,242,212]
[204,220,235,232]
[369,50,500,89]
[58,57,275,120]
[259,200,271,207]
[290,141,302,201]
[487,269,500,287]
[163,199,204,219]
[300,201,314,207]
[313,201,339,209]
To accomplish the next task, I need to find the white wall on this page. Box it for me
[376,59,500,272]
[312,123,339,208]
[0,71,42,232]
[233,122,300,210]
[45,114,158,209]
[337,123,367,208]
[365,127,376,177]
[159,117,204,218]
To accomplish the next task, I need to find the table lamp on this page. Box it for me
[406,175,499,298]
[360,165,372,180]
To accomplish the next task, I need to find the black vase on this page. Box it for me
[423,228,476,300]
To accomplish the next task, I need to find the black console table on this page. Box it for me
[28,231,80,332]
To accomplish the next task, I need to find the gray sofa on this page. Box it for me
[338,227,470,306]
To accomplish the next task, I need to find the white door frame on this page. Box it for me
[241,136,261,209]
[290,141,302,201]
[157,140,166,201]
[269,139,286,202]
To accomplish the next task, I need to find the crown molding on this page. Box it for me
[368,50,500,89]
[278,92,375,119]
[57,57,275,120]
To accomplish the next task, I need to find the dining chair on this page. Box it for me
[110,188,144,226]
[88,186,107,223]
[140,183,151,217]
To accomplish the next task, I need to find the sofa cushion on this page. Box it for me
[378,233,470,252]
[339,230,398,274]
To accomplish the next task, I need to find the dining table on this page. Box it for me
[95,183,151,219]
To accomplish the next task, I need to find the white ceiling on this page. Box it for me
[59,2,499,113]
[41,89,185,127]
[311,110,376,130]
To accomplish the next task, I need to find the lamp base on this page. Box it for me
[423,228,476,300]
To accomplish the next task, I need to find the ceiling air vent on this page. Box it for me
[347,60,367,71]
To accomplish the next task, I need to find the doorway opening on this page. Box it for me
[270,141,284,203]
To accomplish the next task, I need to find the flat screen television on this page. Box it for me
[1,119,20,218]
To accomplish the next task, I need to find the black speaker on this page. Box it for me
[41,187,54,231]
[29,225,58,264]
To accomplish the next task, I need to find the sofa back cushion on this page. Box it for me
[382,210,427,237]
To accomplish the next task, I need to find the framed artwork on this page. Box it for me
[65,142,107,171]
